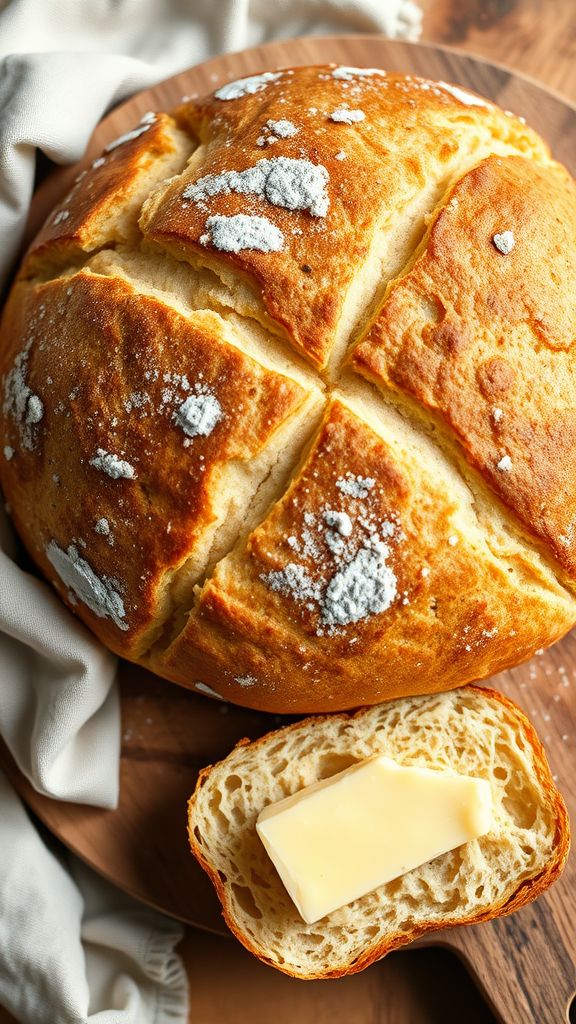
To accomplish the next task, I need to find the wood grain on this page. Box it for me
[183,932,497,1024]
[0,935,498,1024]
[3,32,576,1024]
[420,0,576,101]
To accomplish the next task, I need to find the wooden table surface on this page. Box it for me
[1,2,575,1023]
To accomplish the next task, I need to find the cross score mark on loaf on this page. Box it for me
[1,66,576,712]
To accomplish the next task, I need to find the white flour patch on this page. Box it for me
[124,391,151,413]
[215,72,283,101]
[265,118,298,138]
[174,392,223,438]
[90,449,137,480]
[46,541,128,630]
[195,681,225,699]
[335,151,347,161]
[200,213,284,253]
[322,540,397,627]
[4,446,14,461]
[329,108,365,124]
[3,343,44,452]
[323,510,353,535]
[336,474,375,498]
[52,210,70,225]
[323,509,353,554]
[104,114,155,152]
[184,156,330,218]
[493,231,515,255]
[263,563,322,605]
[262,481,401,634]
[330,67,387,81]
[257,118,299,146]
[497,454,512,472]
[266,119,297,138]
[438,82,492,109]
[492,407,504,423]
[235,675,257,688]
[94,518,110,536]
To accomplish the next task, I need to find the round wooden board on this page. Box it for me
[3,35,576,1024]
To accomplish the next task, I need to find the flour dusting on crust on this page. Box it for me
[174,391,224,438]
[3,342,44,452]
[89,449,137,480]
[265,119,299,139]
[261,472,401,634]
[437,82,493,110]
[200,214,285,253]
[46,541,129,630]
[322,540,397,627]
[184,157,330,218]
[215,72,283,101]
[336,474,375,498]
[104,114,156,152]
[330,67,387,81]
[329,109,365,124]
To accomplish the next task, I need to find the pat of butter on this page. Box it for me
[256,755,492,924]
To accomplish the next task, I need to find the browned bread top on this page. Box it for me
[140,69,547,369]
[160,398,573,711]
[2,65,576,712]
[354,154,576,576]
[25,113,191,276]
[1,270,314,657]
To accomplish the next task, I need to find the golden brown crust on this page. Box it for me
[354,155,576,575]
[187,685,570,979]
[157,399,574,711]
[23,114,192,279]
[142,68,546,368]
[1,64,576,713]
[0,271,309,656]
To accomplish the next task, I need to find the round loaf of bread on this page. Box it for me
[2,65,576,712]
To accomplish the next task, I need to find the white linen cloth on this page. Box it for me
[0,1,422,1022]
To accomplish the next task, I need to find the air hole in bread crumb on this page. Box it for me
[267,740,287,757]
[224,773,242,792]
[299,932,324,946]
[250,869,271,889]
[232,883,263,919]
[218,870,227,883]
[493,766,508,780]
[316,752,361,779]
[209,790,230,829]
[193,825,203,845]
[502,795,537,829]
[271,758,289,776]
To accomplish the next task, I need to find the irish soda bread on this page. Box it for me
[2,66,576,711]
[188,686,569,978]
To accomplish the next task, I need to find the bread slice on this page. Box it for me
[188,685,569,979]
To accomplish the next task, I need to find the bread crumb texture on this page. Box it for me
[189,687,569,978]
[1,67,576,710]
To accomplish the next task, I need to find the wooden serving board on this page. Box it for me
[3,35,576,1024]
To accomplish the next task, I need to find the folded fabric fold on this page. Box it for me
[0,509,119,808]
[0,772,188,1024]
